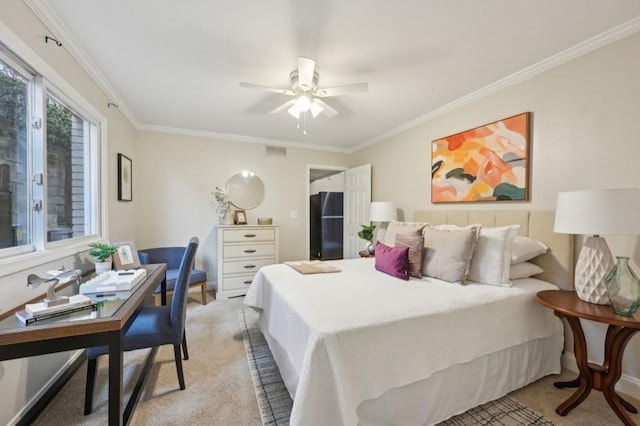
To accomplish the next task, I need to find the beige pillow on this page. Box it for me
[382,221,427,246]
[422,224,480,283]
[395,233,425,278]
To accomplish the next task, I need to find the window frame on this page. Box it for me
[43,84,101,246]
[0,20,108,276]
[0,49,36,259]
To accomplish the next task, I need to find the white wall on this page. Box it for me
[354,32,640,394]
[133,131,351,286]
[0,2,138,424]
[310,172,345,195]
[3,0,640,421]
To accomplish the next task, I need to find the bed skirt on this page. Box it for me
[259,314,562,426]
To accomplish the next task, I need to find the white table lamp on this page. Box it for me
[554,188,640,304]
[370,201,397,223]
[370,201,396,245]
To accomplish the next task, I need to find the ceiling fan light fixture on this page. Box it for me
[287,103,301,119]
[309,101,323,118]
[295,93,312,112]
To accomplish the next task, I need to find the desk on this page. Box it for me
[536,290,640,426]
[0,264,167,426]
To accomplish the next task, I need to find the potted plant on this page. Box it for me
[357,224,376,253]
[88,242,118,274]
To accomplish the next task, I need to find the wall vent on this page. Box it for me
[265,145,287,157]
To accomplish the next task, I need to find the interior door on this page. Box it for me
[343,164,371,259]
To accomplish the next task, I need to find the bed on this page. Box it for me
[244,210,573,426]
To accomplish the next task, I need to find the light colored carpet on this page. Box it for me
[33,294,640,425]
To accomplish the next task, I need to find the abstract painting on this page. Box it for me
[431,112,530,203]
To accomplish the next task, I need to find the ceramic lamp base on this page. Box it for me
[574,236,613,305]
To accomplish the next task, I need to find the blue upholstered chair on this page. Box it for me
[84,237,199,415]
[138,246,207,305]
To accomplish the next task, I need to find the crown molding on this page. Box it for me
[25,0,140,126]
[23,2,640,154]
[137,123,351,153]
[351,16,640,153]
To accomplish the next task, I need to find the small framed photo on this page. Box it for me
[234,210,247,225]
[111,240,141,270]
[117,153,133,201]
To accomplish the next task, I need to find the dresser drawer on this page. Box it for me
[223,228,275,243]
[224,244,275,258]
[223,258,274,275]
[223,275,256,290]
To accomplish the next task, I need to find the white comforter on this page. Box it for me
[244,258,561,426]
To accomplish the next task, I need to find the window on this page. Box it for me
[0,56,30,255]
[46,92,97,242]
[0,46,101,260]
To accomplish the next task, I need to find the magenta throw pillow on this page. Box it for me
[375,241,410,280]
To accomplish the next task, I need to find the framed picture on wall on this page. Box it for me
[118,153,133,201]
[234,210,247,225]
[111,240,141,270]
[431,112,530,203]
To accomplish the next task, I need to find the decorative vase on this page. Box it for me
[605,256,640,316]
[367,241,375,254]
[95,260,112,275]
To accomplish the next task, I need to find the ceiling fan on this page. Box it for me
[239,57,368,120]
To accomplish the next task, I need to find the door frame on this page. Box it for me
[306,164,348,260]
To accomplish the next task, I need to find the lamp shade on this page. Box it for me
[370,202,396,222]
[554,188,640,236]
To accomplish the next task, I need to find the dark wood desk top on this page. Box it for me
[536,290,640,329]
[0,264,167,347]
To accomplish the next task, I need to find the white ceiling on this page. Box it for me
[29,0,640,152]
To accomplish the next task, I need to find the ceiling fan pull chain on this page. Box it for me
[303,111,307,135]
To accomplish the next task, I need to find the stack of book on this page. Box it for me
[15,294,99,326]
[79,269,147,294]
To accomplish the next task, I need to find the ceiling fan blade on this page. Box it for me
[316,82,368,97]
[297,57,316,91]
[239,82,295,96]
[270,99,296,114]
[313,98,338,118]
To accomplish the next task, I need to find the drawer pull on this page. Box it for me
[244,233,257,238]
[244,264,257,269]
[243,249,256,253]
[243,280,252,285]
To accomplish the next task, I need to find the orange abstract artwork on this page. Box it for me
[431,112,530,203]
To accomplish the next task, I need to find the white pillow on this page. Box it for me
[468,225,519,286]
[510,262,544,280]
[511,236,548,264]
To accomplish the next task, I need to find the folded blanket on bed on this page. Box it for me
[285,260,341,274]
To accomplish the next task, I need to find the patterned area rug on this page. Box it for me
[238,309,554,426]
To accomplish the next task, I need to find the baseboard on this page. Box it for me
[11,351,85,426]
[561,351,640,399]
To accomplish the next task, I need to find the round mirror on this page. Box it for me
[226,171,265,209]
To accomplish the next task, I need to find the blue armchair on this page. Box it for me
[138,246,207,305]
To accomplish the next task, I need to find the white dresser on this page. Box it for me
[215,224,279,299]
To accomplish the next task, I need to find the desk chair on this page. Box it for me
[84,237,199,415]
[138,246,208,305]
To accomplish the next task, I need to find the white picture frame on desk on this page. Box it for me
[111,240,141,270]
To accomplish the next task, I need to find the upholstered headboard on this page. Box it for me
[413,210,574,290]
